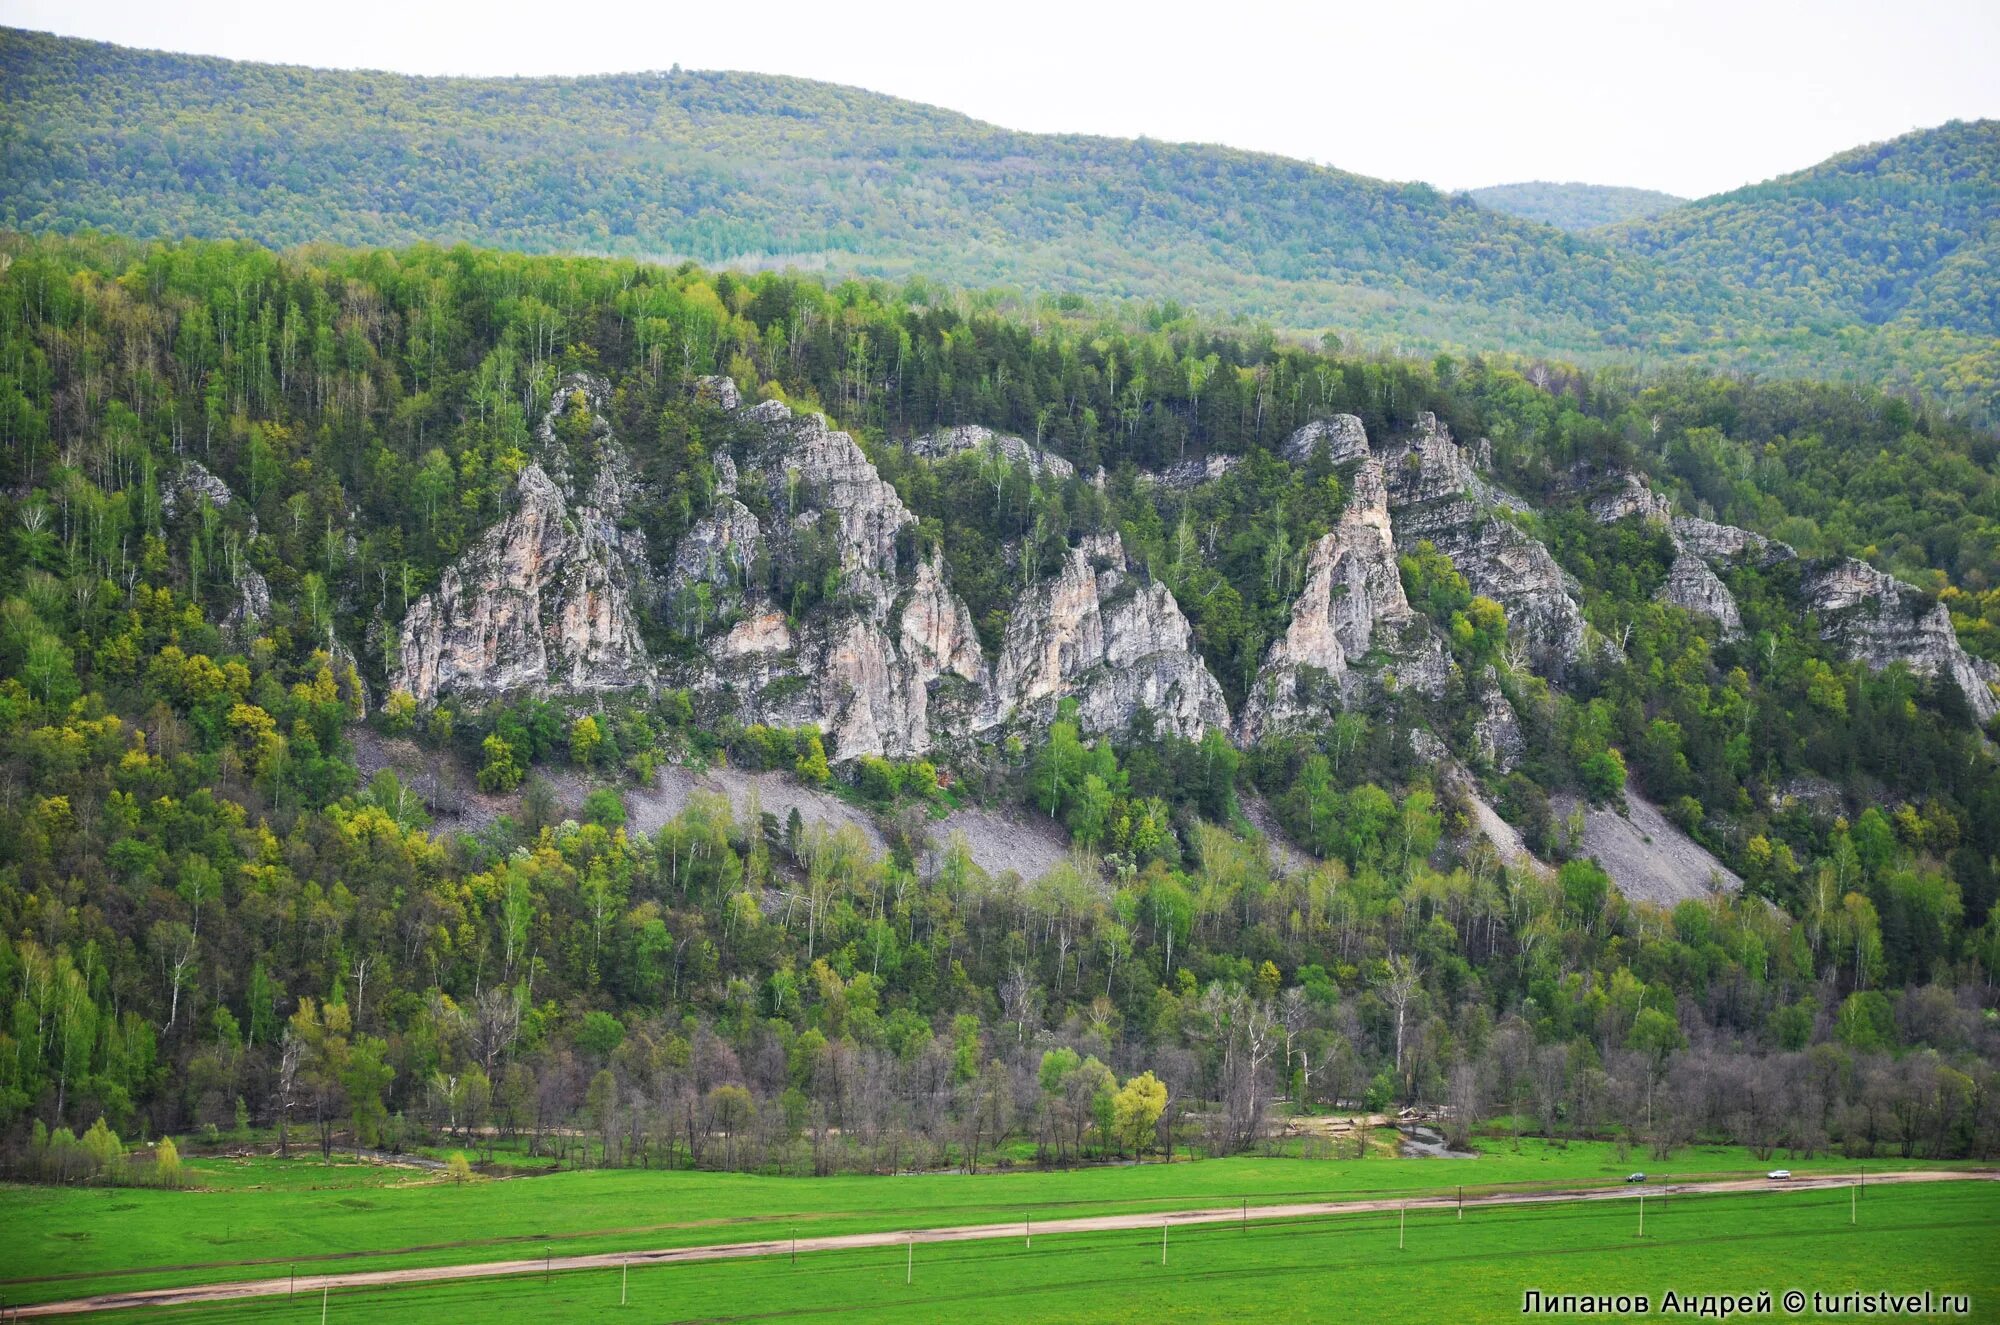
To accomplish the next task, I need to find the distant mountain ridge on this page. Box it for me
[1610,119,2000,337]
[1469,181,1686,231]
[3,28,1997,411]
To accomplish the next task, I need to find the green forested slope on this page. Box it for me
[1468,181,1686,230]
[5,28,2000,411]
[1,234,1998,1180]
[1611,120,2000,335]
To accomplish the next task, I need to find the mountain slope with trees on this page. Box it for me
[1611,120,2000,337]
[3,28,1998,413]
[1469,182,1686,231]
[2,232,1998,1177]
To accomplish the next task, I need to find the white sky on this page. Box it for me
[9,0,1998,198]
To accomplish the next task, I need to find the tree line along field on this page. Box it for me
[16,1179,1998,1323]
[0,1142,1990,1311]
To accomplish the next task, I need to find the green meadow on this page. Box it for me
[52,1182,2000,1324]
[1,1140,1982,1311]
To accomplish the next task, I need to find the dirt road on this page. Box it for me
[19,1169,1990,1317]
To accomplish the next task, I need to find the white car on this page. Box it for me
[1767,1169,1792,1180]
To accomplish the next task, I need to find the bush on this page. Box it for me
[381,688,418,735]
[569,715,604,766]
[582,787,626,828]
[1579,748,1627,802]
[477,733,524,792]
[155,1135,183,1187]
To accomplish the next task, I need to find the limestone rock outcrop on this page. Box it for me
[386,366,2000,767]
[1240,454,1447,741]
[908,424,1075,480]
[685,401,971,758]
[1803,559,2000,724]
[1385,415,1596,677]
[1647,494,1997,725]
[1282,415,1370,466]
[1152,454,1240,489]
[1589,473,1673,525]
[393,375,655,704]
[161,461,235,521]
[1471,670,1526,774]
[1658,551,1743,639]
[692,375,741,411]
[985,532,1229,740]
[221,566,272,639]
[671,498,762,599]
[669,399,1230,755]
[1670,516,1792,569]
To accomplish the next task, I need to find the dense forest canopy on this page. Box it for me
[2,231,1999,1176]
[1467,183,1687,232]
[4,28,1999,417]
[1612,120,2000,338]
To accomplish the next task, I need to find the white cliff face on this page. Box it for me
[394,461,656,704]
[1586,479,1746,639]
[986,532,1230,740]
[161,461,236,521]
[719,610,792,658]
[683,403,973,758]
[692,375,741,411]
[747,402,912,608]
[393,374,656,705]
[679,398,1233,754]
[1151,454,1240,490]
[1658,551,1744,639]
[1670,515,1791,568]
[1804,559,2000,724]
[1282,415,1371,465]
[1386,415,1596,677]
[900,549,985,684]
[1600,479,1996,726]
[1471,669,1526,774]
[672,498,763,597]
[1589,473,1674,525]
[390,369,2000,762]
[1239,454,1447,741]
[221,566,272,639]
[908,424,1075,479]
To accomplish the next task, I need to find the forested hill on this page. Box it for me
[4,28,1998,414]
[1610,120,2000,338]
[1468,182,1686,231]
[2,232,2000,1168]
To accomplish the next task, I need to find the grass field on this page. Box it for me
[0,1140,1983,1311]
[47,1182,2000,1323]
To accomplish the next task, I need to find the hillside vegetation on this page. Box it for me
[3,29,1998,412]
[1,234,1998,1192]
[1468,182,1686,231]
[1613,121,2000,337]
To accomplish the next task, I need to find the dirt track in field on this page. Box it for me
[18,1169,1992,1317]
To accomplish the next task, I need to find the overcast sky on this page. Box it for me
[9,0,1997,198]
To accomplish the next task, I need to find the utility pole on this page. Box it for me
[906,1234,913,1285]
[1025,1215,1031,1249]
[1638,1193,1645,1238]
[1162,1219,1169,1265]
[1399,1203,1406,1250]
